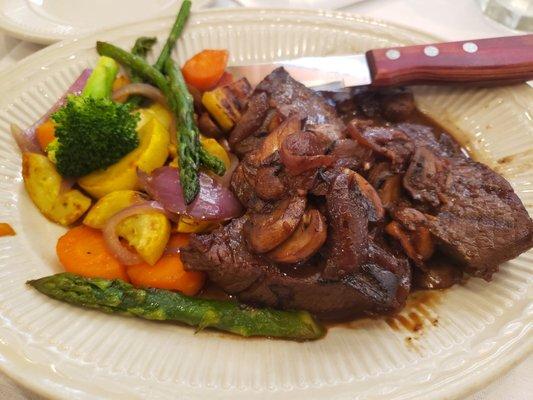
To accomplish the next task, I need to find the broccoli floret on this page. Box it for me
[51,56,140,178]
[46,138,59,164]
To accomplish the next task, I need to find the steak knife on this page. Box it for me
[227,34,533,89]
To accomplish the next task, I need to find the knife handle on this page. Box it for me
[366,34,533,87]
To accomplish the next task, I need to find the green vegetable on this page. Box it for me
[153,0,191,72]
[131,36,157,59]
[96,42,226,202]
[199,146,226,176]
[28,273,325,341]
[164,58,201,201]
[97,41,171,96]
[127,36,158,107]
[51,56,139,177]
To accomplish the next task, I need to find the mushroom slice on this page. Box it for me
[345,169,385,222]
[378,174,402,209]
[253,116,301,164]
[267,208,327,264]
[385,221,434,266]
[245,196,307,253]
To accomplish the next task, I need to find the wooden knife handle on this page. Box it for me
[366,34,533,87]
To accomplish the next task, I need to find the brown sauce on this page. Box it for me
[330,290,442,335]
[198,281,234,301]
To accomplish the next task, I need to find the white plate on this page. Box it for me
[234,0,365,10]
[0,0,212,44]
[0,8,531,400]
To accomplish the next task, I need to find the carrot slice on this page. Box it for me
[182,50,229,91]
[167,232,191,248]
[56,226,129,281]
[216,71,234,87]
[127,253,205,295]
[0,223,15,237]
[35,120,56,151]
[112,75,131,103]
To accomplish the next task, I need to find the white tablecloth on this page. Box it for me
[0,0,530,398]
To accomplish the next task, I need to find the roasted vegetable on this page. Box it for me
[127,254,205,294]
[83,189,171,265]
[111,75,131,103]
[83,190,143,229]
[79,116,169,198]
[126,36,157,106]
[0,223,16,237]
[116,212,171,266]
[182,49,229,91]
[175,215,217,233]
[132,37,158,59]
[22,153,91,226]
[127,234,205,294]
[56,226,129,281]
[172,136,230,176]
[146,103,173,130]
[50,56,140,177]
[198,112,222,138]
[28,273,325,340]
[201,78,252,131]
[164,58,201,203]
[35,120,56,151]
[153,0,191,72]
[96,41,226,203]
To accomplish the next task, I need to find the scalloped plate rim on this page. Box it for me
[0,8,530,400]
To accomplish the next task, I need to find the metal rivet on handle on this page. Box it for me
[385,49,401,60]
[462,42,478,53]
[424,45,439,57]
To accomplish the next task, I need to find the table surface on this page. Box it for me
[0,0,530,399]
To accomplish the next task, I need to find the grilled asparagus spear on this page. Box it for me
[126,36,158,107]
[164,59,227,177]
[154,0,191,72]
[28,273,325,341]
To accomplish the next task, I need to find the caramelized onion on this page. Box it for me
[280,132,334,175]
[112,83,167,106]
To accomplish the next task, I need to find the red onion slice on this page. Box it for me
[138,167,187,215]
[188,172,243,220]
[12,69,92,154]
[10,123,41,154]
[112,83,167,106]
[138,166,243,221]
[103,201,166,265]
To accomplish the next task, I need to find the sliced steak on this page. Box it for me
[183,168,410,319]
[182,216,410,320]
[424,158,533,279]
[230,67,345,155]
[346,117,533,280]
[256,67,345,137]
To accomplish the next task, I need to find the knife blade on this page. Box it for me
[227,34,533,89]
[228,54,371,90]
